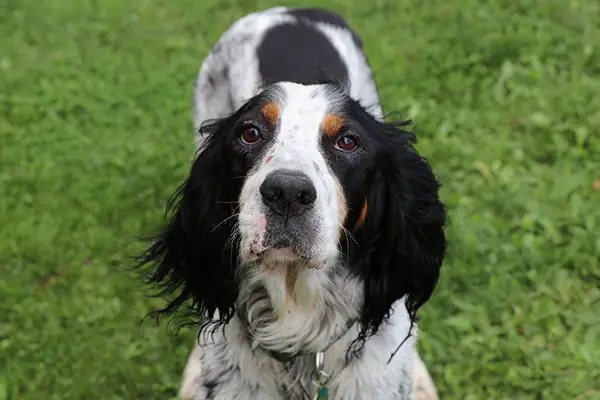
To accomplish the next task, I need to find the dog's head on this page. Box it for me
[139,82,446,354]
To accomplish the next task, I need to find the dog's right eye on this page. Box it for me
[240,124,263,145]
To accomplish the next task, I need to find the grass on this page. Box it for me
[1,0,599,398]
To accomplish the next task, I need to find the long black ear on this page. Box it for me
[137,116,244,326]
[351,117,447,341]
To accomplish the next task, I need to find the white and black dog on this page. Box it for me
[139,7,446,400]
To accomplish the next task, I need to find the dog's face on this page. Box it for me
[236,83,368,272]
[139,81,446,355]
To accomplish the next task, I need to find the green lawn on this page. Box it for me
[1,0,599,399]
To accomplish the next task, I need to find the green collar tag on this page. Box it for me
[314,384,329,400]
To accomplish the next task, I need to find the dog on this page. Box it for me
[139,7,446,399]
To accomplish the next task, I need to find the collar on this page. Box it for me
[261,318,357,363]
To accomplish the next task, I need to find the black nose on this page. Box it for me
[260,169,317,216]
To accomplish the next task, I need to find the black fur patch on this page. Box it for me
[286,8,363,49]
[257,21,348,86]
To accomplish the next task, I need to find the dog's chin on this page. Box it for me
[241,229,328,270]
[259,247,326,272]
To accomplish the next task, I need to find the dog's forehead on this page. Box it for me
[274,82,338,146]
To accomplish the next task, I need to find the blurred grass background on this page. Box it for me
[1,0,599,399]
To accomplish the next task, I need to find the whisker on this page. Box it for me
[220,206,242,251]
[226,230,242,267]
[339,224,357,264]
[225,227,241,250]
[211,213,239,232]
[216,201,239,205]
[340,225,358,247]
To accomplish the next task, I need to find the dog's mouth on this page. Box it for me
[241,212,326,269]
[248,240,325,271]
[255,244,302,264]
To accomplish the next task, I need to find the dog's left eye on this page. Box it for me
[240,125,263,144]
[335,135,359,152]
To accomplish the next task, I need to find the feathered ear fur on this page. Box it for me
[350,115,447,342]
[137,106,255,326]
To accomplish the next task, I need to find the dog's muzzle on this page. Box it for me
[260,169,319,253]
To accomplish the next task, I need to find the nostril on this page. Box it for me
[267,188,282,201]
[260,182,282,202]
[297,188,316,205]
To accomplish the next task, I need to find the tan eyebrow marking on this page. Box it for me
[322,114,344,137]
[260,102,280,127]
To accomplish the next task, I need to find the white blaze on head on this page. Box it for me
[233,83,369,356]
[238,82,346,267]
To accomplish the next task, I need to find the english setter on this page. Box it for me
[139,6,446,400]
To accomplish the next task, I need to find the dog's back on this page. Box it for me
[256,8,360,86]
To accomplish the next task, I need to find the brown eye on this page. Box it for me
[241,125,263,144]
[335,135,359,152]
